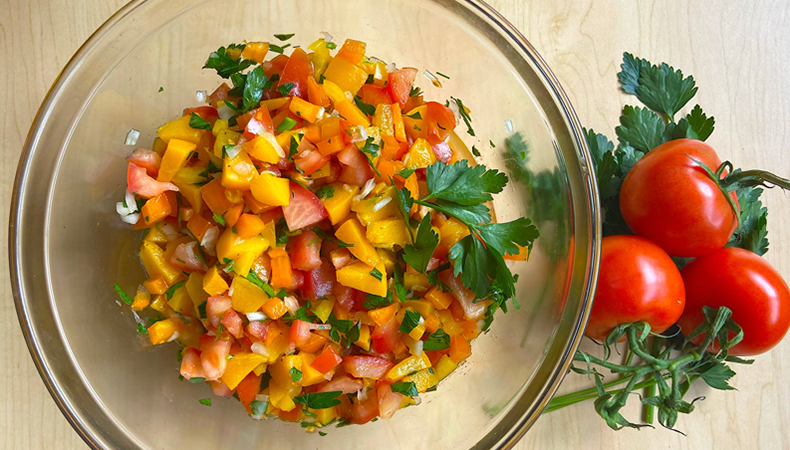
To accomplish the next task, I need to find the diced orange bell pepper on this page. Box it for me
[233,251,256,277]
[216,227,270,261]
[167,284,194,316]
[322,80,370,127]
[148,317,185,345]
[250,173,290,206]
[392,103,407,143]
[223,203,244,228]
[235,213,266,239]
[303,124,322,143]
[237,372,263,414]
[244,134,283,164]
[373,104,394,136]
[289,97,323,123]
[140,241,182,285]
[157,116,205,145]
[268,248,293,289]
[424,312,441,334]
[320,183,360,225]
[368,303,398,327]
[316,135,345,155]
[335,218,381,267]
[307,76,330,107]
[439,217,470,250]
[320,117,342,139]
[144,276,169,295]
[221,352,267,390]
[323,57,368,96]
[260,97,289,112]
[202,266,229,296]
[449,334,472,363]
[404,138,436,169]
[336,39,366,64]
[262,296,289,320]
[185,272,208,316]
[241,42,269,64]
[173,181,203,214]
[425,286,454,310]
[200,178,233,215]
[141,192,172,226]
[158,138,196,182]
[230,275,270,313]
[131,287,150,311]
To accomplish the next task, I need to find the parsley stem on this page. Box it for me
[544,375,660,413]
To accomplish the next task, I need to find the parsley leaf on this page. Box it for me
[403,111,422,120]
[189,113,212,130]
[585,128,621,201]
[424,159,507,206]
[354,96,376,116]
[316,185,335,200]
[402,213,439,273]
[242,66,272,112]
[450,97,474,136]
[476,218,538,257]
[136,323,147,333]
[392,263,408,302]
[615,105,666,153]
[358,137,382,177]
[391,381,419,396]
[269,43,291,54]
[164,280,185,300]
[278,82,296,97]
[199,398,212,406]
[397,168,416,179]
[274,33,295,41]
[213,213,226,226]
[630,58,697,121]
[198,301,208,319]
[290,367,303,383]
[246,272,276,297]
[113,283,133,305]
[369,267,383,281]
[363,290,393,310]
[423,329,450,351]
[398,310,422,334]
[673,104,715,141]
[294,391,343,409]
[203,44,254,79]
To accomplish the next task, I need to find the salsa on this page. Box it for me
[114,34,538,429]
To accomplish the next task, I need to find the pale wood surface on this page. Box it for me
[2,0,789,449]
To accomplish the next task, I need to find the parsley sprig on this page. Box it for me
[400,160,539,302]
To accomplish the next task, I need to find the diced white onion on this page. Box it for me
[344,91,354,101]
[167,331,180,343]
[116,190,140,223]
[283,296,299,314]
[329,109,341,118]
[448,99,461,125]
[369,56,383,64]
[251,342,270,358]
[120,212,140,224]
[372,197,392,212]
[413,340,424,356]
[196,90,208,103]
[321,32,334,43]
[201,226,219,255]
[423,70,442,88]
[217,103,234,120]
[386,62,397,73]
[246,119,265,136]
[228,285,235,297]
[261,132,286,158]
[350,125,369,143]
[357,388,369,403]
[125,129,140,146]
[412,396,422,405]
[225,144,242,160]
[159,223,179,241]
[316,106,326,121]
[504,119,514,135]
[354,178,377,201]
[246,312,268,322]
[256,394,270,402]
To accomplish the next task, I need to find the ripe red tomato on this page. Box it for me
[278,48,313,99]
[586,235,685,341]
[620,139,738,257]
[387,68,418,106]
[678,246,790,356]
[290,230,322,271]
[282,182,328,231]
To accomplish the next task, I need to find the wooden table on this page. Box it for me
[2,1,789,448]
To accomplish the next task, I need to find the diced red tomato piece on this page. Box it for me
[301,262,336,300]
[169,241,208,273]
[371,316,400,354]
[126,149,161,176]
[245,320,268,341]
[425,101,456,142]
[209,379,235,397]
[376,381,404,419]
[387,68,418,106]
[342,356,394,379]
[351,395,379,424]
[358,84,393,107]
[289,319,328,353]
[311,346,343,374]
[127,162,178,199]
[318,374,364,394]
[278,48,314,99]
[294,148,330,176]
[206,295,232,328]
[207,83,231,107]
[282,182,328,231]
[220,308,244,338]
[290,268,305,291]
[243,107,274,140]
[337,145,373,186]
[291,230,323,271]
[263,54,289,80]
[180,347,205,380]
[236,372,263,414]
[199,334,231,381]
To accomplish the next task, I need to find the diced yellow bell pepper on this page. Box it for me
[323,57,368,96]
[377,249,397,274]
[373,104,394,136]
[172,166,207,185]
[261,97,289,112]
[311,406,339,426]
[202,266,229,296]
[299,353,328,387]
[176,317,204,349]
[308,39,332,80]
[140,241,182,285]
[253,362,268,377]
[262,220,277,249]
[322,79,370,127]
[351,186,399,225]
[321,183,360,225]
[439,217,471,251]
[250,173,290,206]
[172,181,202,214]
[149,294,173,315]
[143,223,169,244]
[355,323,371,351]
[148,317,185,345]
[269,354,303,412]
[269,378,298,412]
[229,275,270,313]
[425,286,454,310]
[221,352,267,390]
[438,310,462,336]
[241,42,269,64]
[385,353,432,382]
[434,355,458,381]
[313,298,335,323]
[408,322,426,341]
[403,266,430,292]
[335,218,381,267]
[311,162,331,179]
[336,261,387,297]
[214,128,241,159]
[403,368,439,393]
[157,115,205,145]
[167,285,194,316]
[185,272,208,316]
[234,251,256,277]
[244,134,282,164]
[131,287,150,311]
[404,138,436,169]
[212,119,229,137]
[216,227,270,262]
[366,217,410,250]
[222,150,257,190]
[158,138,196,182]
[402,300,435,319]
[152,137,167,155]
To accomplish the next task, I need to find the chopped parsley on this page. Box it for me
[354,96,376,116]
[203,44,254,78]
[274,33,295,41]
[113,283,134,305]
[316,185,335,200]
[136,323,147,333]
[450,97,474,137]
[423,329,451,351]
[269,43,291,54]
[213,213,226,226]
[294,391,343,409]
[402,213,439,273]
[199,398,212,406]
[369,267,383,281]
[398,310,422,334]
[391,381,419,396]
[164,280,185,300]
[188,113,212,130]
[278,82,296,97]
[290,367,303,383]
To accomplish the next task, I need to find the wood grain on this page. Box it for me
[2,0,789,449]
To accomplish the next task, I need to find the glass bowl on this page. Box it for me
[9,0,599,448]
